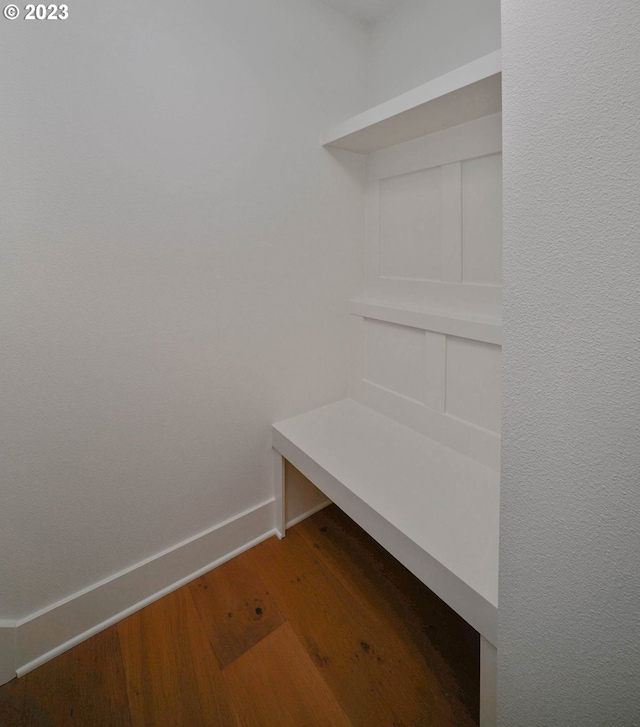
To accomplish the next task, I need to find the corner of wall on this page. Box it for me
[0,621,17,686]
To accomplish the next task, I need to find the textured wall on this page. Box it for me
[0,0,367,619]
[366,0,501,105]
[499,0,640,723]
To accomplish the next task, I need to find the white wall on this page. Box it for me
[0,0,367,620]
[499,0,640,723]
[367,0,501,105]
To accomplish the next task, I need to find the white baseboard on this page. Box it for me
[0,621,16,686]
[15,498,277,677]
[285,499,331,530]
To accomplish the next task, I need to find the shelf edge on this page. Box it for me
[351,299,502,345]
[323,50,502,154]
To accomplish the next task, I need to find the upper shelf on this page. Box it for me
[322,51,502,155]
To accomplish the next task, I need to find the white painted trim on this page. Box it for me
[351,300,502,344]
[285,499,332,530]
[0,621,16,686]
[349,311,365,399]
[354,379,501,471]
[322,51,502,154]
[15,499,276,677]
[365,278,502,322]
[364,180,381,294]
[440,162,463,283]
[274,449,286,539]
[480,637,498,727]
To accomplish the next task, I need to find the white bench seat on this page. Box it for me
[272,398,499,724]
[272,397,499,645]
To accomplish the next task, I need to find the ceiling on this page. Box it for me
[317,0,407,25]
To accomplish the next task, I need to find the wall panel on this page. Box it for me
[364,320,429,404]
[380,168,442,280]
[446,338,502,433]
[462,153,503,285]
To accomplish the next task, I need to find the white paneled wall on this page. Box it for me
[351,113,503,470]
[446,338,502,433]
[364,320,434,404]
[462,154,503,285]
[364,114,503,319]
[380,168,443,279]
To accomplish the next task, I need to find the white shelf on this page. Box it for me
[351,299,502,345]
[273,398,499,644]
[322,51,502,154]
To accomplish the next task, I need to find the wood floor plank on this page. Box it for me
[223,622,353,727]
[118,588,238,727]
[0,676,26,727]
[244,530,472,727]
[298,504,480,720]
[20,627,131,727]
[189,555,285,669]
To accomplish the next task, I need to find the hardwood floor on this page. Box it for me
[0,505,479,726]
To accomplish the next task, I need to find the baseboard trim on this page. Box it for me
[0,621,16,686]
[285,499,331,530]
[15,498,276,677]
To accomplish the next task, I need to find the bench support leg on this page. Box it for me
[273,449,286,539]
[479,636,497,727]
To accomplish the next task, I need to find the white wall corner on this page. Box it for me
[14,499,276,677]
[0,621,17,686]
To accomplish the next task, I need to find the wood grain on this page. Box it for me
[299,504,480,720]
[244,528,469,727]
[17,627,130,727]
[189,556,285,669]
[223,622,352,727]
[118,588,237,727]
[0,672,26,727]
